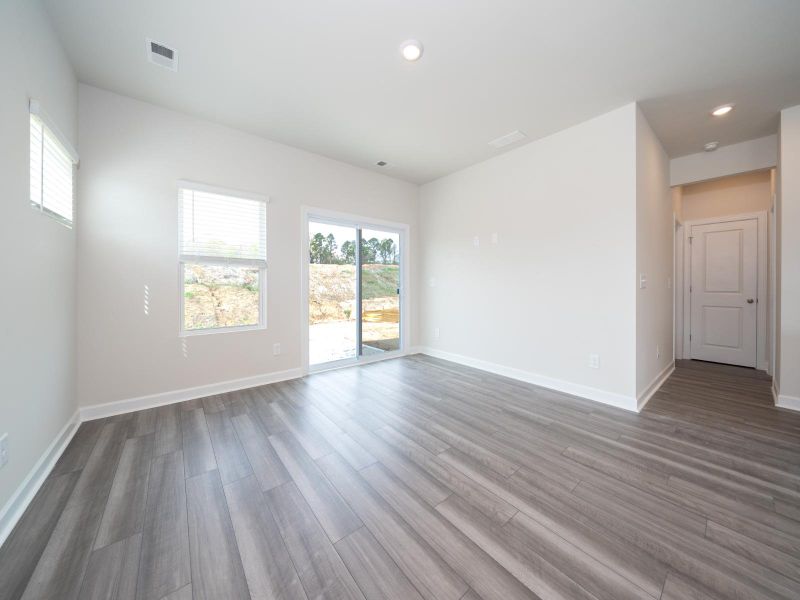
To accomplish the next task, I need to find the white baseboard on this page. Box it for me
[637,362,675,411]
[80,367,304,421]
[0,410,81,548]
[776,392,800,412]
[416,347,639,412]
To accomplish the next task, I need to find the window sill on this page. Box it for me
[179,323,266,337]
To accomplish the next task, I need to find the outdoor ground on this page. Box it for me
[183,262,400,363]
[309,263,400,364]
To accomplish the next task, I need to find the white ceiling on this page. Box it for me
[44,0,800,183]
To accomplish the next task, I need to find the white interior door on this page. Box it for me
[690,218,758,367]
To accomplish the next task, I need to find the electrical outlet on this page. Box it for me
[434,327,440,339]
[657,344,661,359]
[588,353,600,369]
[491,232,498,245]
[667,276,672,289]
[428,276,436,287]
[0,433,8,469]
[273,343,281,356]
[473,236,480,248]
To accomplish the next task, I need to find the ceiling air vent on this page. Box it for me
[488,130,527,149]
[146,38,177,71]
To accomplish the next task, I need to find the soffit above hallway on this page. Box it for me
[44,0,800,183]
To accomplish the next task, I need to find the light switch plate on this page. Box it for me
[273,343,281,356]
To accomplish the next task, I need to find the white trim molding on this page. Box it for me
[776,395,800,412]
[679,212,769,371]
[637,362,675,411]
[80,367,302,421]
[775,382,800,412]
[417,347,640,412]
[0,410,81,548]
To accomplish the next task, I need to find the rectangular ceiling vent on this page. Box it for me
[146,38,177,71]
[488,130,527,149]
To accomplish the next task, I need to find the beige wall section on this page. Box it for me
[681,170,772,221]
[777,105,800,406]
[635,108,673,401]
[419,104,638,407]
[672,187,683,223]
[0,0,78,519]
[77,85,419,408]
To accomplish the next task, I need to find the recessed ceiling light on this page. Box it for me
[704,141,719,152]
[400,40,423,61]
[711,104,734,117]
[376,161,387,166]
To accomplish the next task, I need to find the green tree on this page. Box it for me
[360,237,380,263]
[378,238,395,264]
[340,240,356,264]
[323,233,338,263]
[309,232,325,263]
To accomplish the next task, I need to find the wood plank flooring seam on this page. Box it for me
[5,358,799,600]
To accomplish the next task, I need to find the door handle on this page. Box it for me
[746,298,755,304]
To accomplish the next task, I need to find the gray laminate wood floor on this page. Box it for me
[1,355,799,600]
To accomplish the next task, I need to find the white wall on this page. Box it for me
[777,105,800,408]
[635,108,674,401]
[77,86,419,408]
[419,104,639,408]
[0,0,78,521]
[670,135,777,187]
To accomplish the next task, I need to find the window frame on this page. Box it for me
[177,180,268,337]
[29,99,78,228]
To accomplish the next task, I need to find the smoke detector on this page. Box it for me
[146,38,177,71]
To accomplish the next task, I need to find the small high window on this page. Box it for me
[29,100,78,227]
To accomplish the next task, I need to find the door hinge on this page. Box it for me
[689,285,692,293]
[689,236,693,244]
[689,333,692,341]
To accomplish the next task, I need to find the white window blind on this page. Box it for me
[179,185,267,265]
[29,107,77,226]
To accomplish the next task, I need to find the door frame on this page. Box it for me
[300,206,410,374]
[679,211,768,370]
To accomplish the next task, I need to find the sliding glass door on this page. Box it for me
[307,216,403,368]
[360,228,400,355]
[308,220,358,365]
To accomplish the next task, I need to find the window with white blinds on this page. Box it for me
[178,182,268,334]
[29,113,76,226]
[179,185,267,264]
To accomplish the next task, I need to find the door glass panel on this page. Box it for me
[360,228,400,355]
[308,221,357,365]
